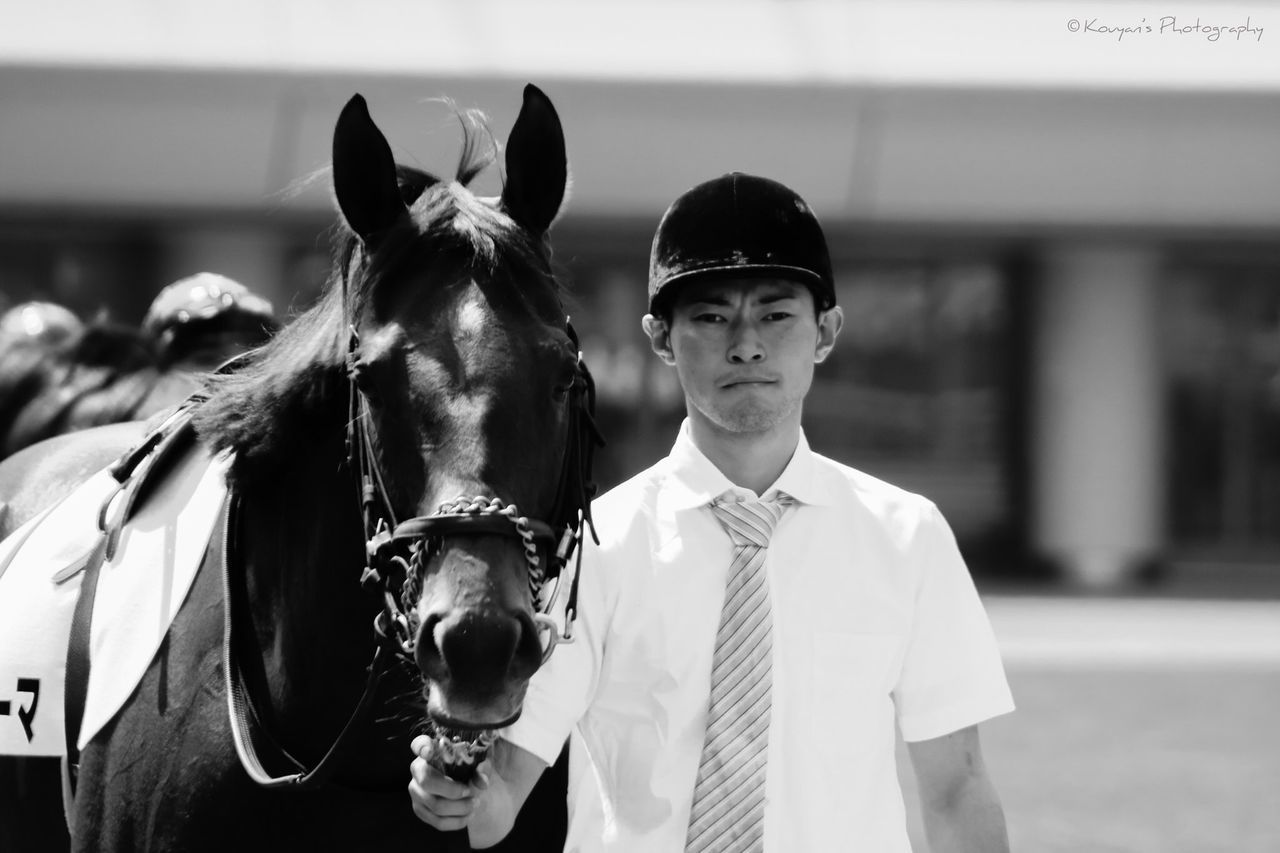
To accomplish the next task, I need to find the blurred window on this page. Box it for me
[815,260,1013,545]
[1165,261,1280,551]
[0,223,159,322]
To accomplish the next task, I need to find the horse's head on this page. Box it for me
[331,87,591,734]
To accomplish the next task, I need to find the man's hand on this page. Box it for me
[407,734,488,833]
[408,735,545,848]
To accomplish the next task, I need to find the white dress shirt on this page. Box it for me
[505,421,1015,852]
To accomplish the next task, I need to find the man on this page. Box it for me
[410,172,1015,851]
[142,272,278,372]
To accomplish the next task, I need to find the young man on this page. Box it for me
[410,173,1015,852]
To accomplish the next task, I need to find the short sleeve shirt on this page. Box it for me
[504,422,1015,852]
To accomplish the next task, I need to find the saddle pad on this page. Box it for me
[0,447,230,756]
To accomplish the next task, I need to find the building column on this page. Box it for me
[157,225,288,310]
[1031,245,1165,589]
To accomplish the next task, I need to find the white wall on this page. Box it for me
[1031,245,1166,586]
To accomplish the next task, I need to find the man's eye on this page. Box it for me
[693,313,726,323]
[764,312,793,321]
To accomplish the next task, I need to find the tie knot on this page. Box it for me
[710,494,793,548]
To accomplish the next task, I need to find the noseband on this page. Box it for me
[345,320,602,667]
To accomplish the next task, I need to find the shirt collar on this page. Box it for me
[661,419,836,509]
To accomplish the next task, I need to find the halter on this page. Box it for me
[345,319,602,667]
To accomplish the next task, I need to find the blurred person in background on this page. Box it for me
[1,316,163,458]
[409,173,1014,851]
[142,271,279,373]
[0,300,83,351]
[0,273,277,458]
[0,301,87,457]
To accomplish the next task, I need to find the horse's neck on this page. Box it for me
[234,453,387,748]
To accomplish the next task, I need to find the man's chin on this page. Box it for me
[708,405,787,435]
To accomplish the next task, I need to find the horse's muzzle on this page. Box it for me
[415,604,543,727]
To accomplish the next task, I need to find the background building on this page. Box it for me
[3,1,1278,589]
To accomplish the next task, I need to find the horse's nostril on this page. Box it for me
[415,611,446,679]
[429,608,536,689]
[509,611,545,681]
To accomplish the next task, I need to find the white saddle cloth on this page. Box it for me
[0,446,230,756]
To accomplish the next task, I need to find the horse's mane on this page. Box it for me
[192,109,560,486]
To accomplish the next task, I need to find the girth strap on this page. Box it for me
[61,536,108,798]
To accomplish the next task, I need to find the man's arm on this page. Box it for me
[408,735,549,849]
[907,724,1010,853]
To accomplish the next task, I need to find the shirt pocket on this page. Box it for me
[810,632,901,759]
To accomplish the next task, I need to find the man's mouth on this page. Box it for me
[722,377,775,389]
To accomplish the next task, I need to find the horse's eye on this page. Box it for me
[551,355,577,402]
[351,359,381,402]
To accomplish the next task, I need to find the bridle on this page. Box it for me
[226,276,601,792]
[346,318,602,666]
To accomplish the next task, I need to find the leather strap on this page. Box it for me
[221,493,393,790]
[389,513,556,545]
[61,533,108,799]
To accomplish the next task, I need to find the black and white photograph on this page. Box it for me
[1,2,1278,851]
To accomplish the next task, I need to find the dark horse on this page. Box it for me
[0,85,586,851]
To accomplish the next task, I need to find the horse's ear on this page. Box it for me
[501,84,567,235]
[332,94,406,244]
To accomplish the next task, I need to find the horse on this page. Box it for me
[0,84,591,852]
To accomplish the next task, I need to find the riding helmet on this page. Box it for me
[144,273,276,338]
[647,172,835,317]
[0,301,82,346]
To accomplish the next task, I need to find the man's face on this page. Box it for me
[643,277,842,437]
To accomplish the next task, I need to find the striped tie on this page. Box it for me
[686,493,793,853]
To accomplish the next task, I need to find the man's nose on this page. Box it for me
[727,321,765,363]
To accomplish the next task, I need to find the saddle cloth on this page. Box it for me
[0,445,230,756]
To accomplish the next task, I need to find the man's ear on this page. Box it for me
[642,314,676,366]
[814,306,843,364]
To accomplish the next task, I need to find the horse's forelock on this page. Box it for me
[395,165,438,207]
[378,178,553,296]
[454,107,498,188]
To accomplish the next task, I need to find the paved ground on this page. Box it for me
[898,594,1280,852]
[983,594,1280,669]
